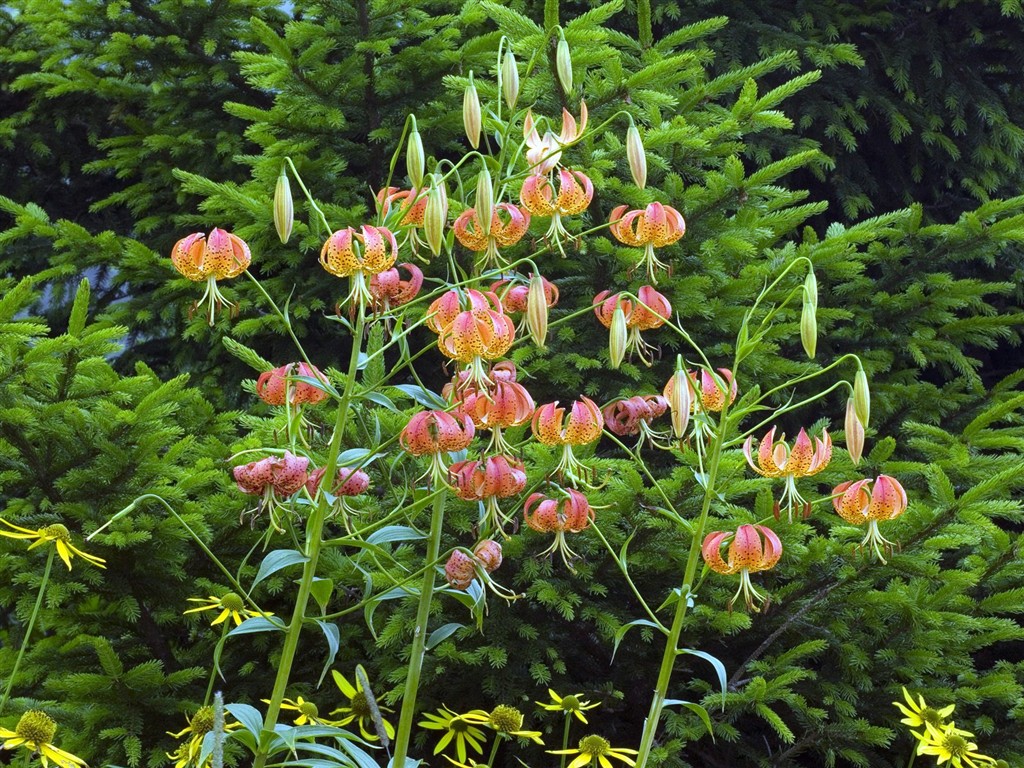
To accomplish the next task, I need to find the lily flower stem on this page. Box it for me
[486,734,503,768]
[391,485,449,768]
[254,307,366,768]
[906,746,917,768]
[635,401,730,768]
[0,548,54,716]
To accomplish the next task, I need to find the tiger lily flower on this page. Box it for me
[449,455,527,538]
[444,540,504,591]
[320,225,399,309]
[171,228,251,324]
[368,262,423,315]
[490,275,559,315]
[592,287,671,366]
[523,488,594,569]
[377,186,427,227]
[520,169,593,250]
[453,203,530,267]
[523,101,588,175]
[427,289,515,391]
[306,466,371,528]
[455,378,535,456]
[256,362,330,407]
[532,397,604,487]
[233,451,310,533]
[832,475,908,563]
[603,395,669,450]
[744,427,833,522]
[609,202,686,283]
[702,524,782,612]
[400,410,476,486]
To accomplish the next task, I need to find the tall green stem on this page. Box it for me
[634,413,729,768]
[253,307,366,768]
[0,548,55,715]
[391,487,448,768]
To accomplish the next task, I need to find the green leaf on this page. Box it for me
[679,648,728,708]
[310,578,334,614]
[228,617,286,636]
[663,700,715,740]
[252,549,309,590]
[315,620,341,687]
[426,622,463,650]
[225,703,264,741]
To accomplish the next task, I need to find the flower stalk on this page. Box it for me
[0,548,54,716]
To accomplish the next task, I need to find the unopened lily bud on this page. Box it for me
[273,166,294,244]
[666,368,692,439]
[609,304,627,369]
[556,31,572,94]
[501,50,519,110]
[476,167,493,239]
[424,178,448,256]
[854,368,871,427]
[626,120,647,189]
[845,398,865,465]
[526,273,549,348]
[407,120,425,190]
[463,74,481,149]
[804,268,818,309]
[800,299,817,359]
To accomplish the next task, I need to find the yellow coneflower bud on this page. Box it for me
[424,177,448,257]
[273,166,293,244]
[609,304,627,369]
[463,73,481,149]
[854,368,871,427]
[407,119,425,190]
[666,368,692,438]
[527,273,549,348]
[626,120,646,189]
[501,49,519,110]
[556,31,573,94]
[476,167,494,239]
[800,298,817,359]
[845,398,865,464]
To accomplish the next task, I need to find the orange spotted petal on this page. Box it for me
[532,402,566,445]
[555,169,593,215]
[701,530,732,574]
[631,286,671,330]
[832,479,872,524]
[754,524,783,570]
[492,203,531,246]
[205,228,252,279]
[320,227,360,277]
[564,396,604,445]
[520,174,557,216]
[453,209,489,251]
[870,474,908,521]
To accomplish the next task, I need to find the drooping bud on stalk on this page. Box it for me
[407,117,425,190]
[845,398,865,465]
[501,50,519,110]
[667,367,692,438]
[273,166,294,244]
[463,73,482,149]
[556,30,573,94]
[609,303,628,369]
[804,268,818,308]
[424,176,448,257]
[626,119,647,189]
[854,367,871,427]
[527,273,549,348]
[476,166,494,239]
[800,298,817,359]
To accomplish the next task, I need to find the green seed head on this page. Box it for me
[16,710,57,743]
[220,593,244,612]
[41,524,71,544]
[579,734,611,756]
[191,706,216,735]
[489,704,524,733]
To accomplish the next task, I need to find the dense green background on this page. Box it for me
[1,1,1022,767]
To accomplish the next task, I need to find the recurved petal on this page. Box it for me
[171,232,208,281]
[832,479,871,524]
[532,402,566,445]
[556,169,593,215]
[786,428,815,477]
[701,530,732,574]
[520,174,556,216]
[454,209,488,251]
[869,474,908,521]
[728,524,764,572]
[754,427,784,477]
[754,524,783,570]
[565,396,603,444]
[320,227,359,277]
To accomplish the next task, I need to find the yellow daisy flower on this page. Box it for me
[418,706,490,763]
[0,520,105,570]
[463,704,544,745]
[894,686,955,730]
[261,696,331,726]
[549,734,640,768]
[183,593,272,627]
[330,670,395,743]
[0,710,87,768]
[538,689,602,724]
[166,706,241,768]
[914,721,998,768]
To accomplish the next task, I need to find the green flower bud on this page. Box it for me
[556,31,573,94]
[424,176,448,257]
[463,73,481,149]
[407,120,425,189]
[854,368,871,427]
[501,50,519,110]
[273,167,293,244]
[609,304,627,369]
[476,167,494,239]
[626,120,646,189]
